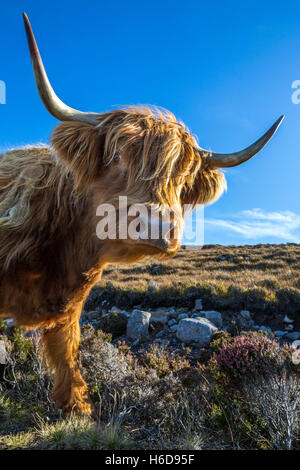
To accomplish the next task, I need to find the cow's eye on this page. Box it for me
[113,153,121,162]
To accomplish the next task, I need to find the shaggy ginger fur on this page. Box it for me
[0,107,225,416]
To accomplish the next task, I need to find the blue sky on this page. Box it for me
[0,0,299,245]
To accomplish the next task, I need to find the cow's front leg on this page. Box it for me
[41,311,93,417]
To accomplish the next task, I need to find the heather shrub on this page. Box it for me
[211,331,296,379]
[141,344,190,378]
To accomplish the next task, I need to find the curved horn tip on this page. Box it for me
[199,114,285,168]
[23,12,30,29]
[273,114,285,130]
[22,12,98,125]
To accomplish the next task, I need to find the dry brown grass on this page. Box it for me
[90,243,300,331]
[102,243,300,292]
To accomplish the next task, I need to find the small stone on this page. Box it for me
[165,308,176,316]
[126,309,151,341]
[176,308,187,315]
[121,310,130,318]
[154,339,169,346]
[168,319,177,327]
[148,280,158,291]
[0,340,6,365]
[109,306,122,314]
[151,310,168,324]
[275,330,286,337]
[85,310,100,320]
[202,311,223,328]
[240,310,251,321]
[285,324,294,331]
[170,325,178,332]
[176,318,217,346]
[286,332,300,341]
[177,313,189,321]
[194,299,203,311]
[283,315,294,324]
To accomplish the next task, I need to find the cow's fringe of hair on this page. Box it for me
[52,105,226,206]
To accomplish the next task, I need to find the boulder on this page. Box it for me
[240,310,251,321]
[176,318,217,346]
[127,309,151,341]
[202,311,223,328]
[286,332,300,341]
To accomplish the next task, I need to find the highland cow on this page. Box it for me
[0,14,283,416]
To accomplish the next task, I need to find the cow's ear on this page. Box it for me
[181,165,227,207]
[51,122,105,191]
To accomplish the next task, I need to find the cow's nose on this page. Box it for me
[138,216,178,252]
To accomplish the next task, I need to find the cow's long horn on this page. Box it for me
[23,13,98,125]
[197,115,284,168]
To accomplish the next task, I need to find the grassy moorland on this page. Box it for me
[0,244,299,450]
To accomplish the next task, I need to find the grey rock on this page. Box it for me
[121,310,130,318]
[194,299,203,311]
[168,318,177,327]
[176,308,187,315]
[154,339,170,346]
[126,309,151,341]
[240,310,251,321]
[286,332,300,341]
[151,310,168,324]
[165,308,176,316]
[109,306,122,314]
[170,325,178,332]
[202,311,223,328]
[275,330,286,337]
[148,280,158,291]
[176,318,218,346]
[285,324,294,331]
[85,310,100,320]
[283,315,294,324]
[0,340,6,365]
[177,313,189,321]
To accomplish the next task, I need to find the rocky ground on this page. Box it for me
[0,243,299,450]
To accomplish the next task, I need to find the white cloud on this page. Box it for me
[205,208,300,243]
